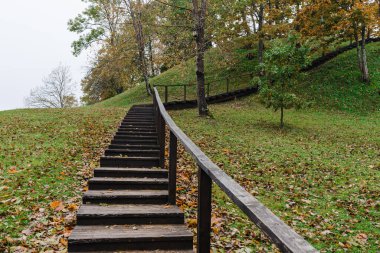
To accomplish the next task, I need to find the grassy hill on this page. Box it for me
[0,108,126,251]
[97,42,380,252]
[171,97,380,252]
[100,42,380,114]
[1,43,379,251]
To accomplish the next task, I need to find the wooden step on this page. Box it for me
[108,144,160,150]
[88,177,168,190]
[123,119,154,122]
[125,113,153,115]
[127,112,154,116]
[121,123,155,127]
[118,129,157,134]
[100,156,159,168]
[122,121,155,124]
[76,204,184,225]
[119,125,156,130]
[116,131,157,136]
[83,189,168,204]
[94,167,167,178]
[68,224,193,252]
[113,135,158,141]
[104,149,159,157]
[124,116,154,119]
[111,139,158,145]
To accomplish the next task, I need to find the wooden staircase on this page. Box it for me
[68,105,194,252]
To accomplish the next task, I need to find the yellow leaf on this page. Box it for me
[50,200,64,211]
[68,203,79,211]
[8,167,18,174]
[187,218,197,228]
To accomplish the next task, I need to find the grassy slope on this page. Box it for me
[165,43,380,251]
[1,42,379,251]
[97,47,257,107]
[171,98,380,252]
[298,42,380,113]
[0,107,126,251]
[99,42,380,114]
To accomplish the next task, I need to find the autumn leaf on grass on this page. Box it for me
[63,228,73,238]
[8,166,19,174]
[187,218,197,228]
[50,201,64,211]
[68,203,79,211]
[355,233,368,245]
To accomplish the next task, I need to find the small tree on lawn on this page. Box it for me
[259,34,309,128]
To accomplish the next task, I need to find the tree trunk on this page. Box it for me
[126,0,151,95]
[353,21,363,75]
[258,3,265,74]
[360,25,370,83]
[192,0,208,116]
[148,37,155,77]
[241,9,251,36]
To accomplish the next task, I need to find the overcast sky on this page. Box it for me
[0,0,89,111]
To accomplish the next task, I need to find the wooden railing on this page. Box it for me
[152,87,318,253]
[154,73,254,104]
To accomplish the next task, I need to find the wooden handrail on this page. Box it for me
[153,72,254,87]
[152,87,318,253]
[153,72,255,104]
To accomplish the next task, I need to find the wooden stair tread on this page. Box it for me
[72,250,193,253]
[101,156,160,160]
[89,177,168,183]
[84,189,168,197]
[77,204,183,217]
[105,148,160,152]
[94,167,166,172]
[70,224,192,241]
[108,144,160,148]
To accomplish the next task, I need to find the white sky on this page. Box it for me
[0,0,89,111]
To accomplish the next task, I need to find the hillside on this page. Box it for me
[0,108,126,250]
[1,43,379,251]
[170,97,380,252]
[99,42,380,113]
[96,42,380,251]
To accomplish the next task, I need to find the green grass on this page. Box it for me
[298,42,380,113]
[0,42,379,252]
[171,97,380,252]
[0,107,125,251]
[100,42,380,114]
[97,47,258,107]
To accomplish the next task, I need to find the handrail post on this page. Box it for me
[197,166,212,253]
[168,131,177,205]
[159,114,165,169]
[153,93,159,129]
[184,85,187,102]
[165,86,168,104]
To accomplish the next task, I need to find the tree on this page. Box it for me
[123,0,151,95]
[259,34,309,128]
[25,65,78,108]
[68,0,122,56]
[296,0,379,83]
[192,0,208,116]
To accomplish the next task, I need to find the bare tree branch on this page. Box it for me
[25,64,78,108]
